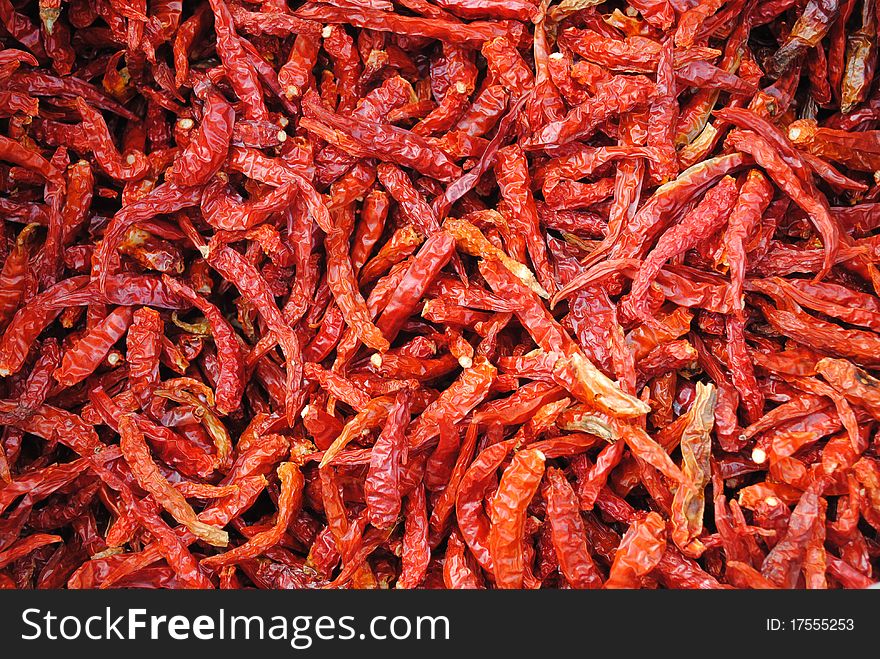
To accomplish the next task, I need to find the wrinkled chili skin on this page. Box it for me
[1,0,879,592]
[168,90,235,187]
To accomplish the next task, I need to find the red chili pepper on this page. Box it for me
[545,467,603,589]
[207,0,268,123]
[119,414,228,547]
[489,448,545,588]
[202,462,303,569]
[604,512,667,588]
[302,90,462,182]
[326,207,390,353]
[397,482,431,588]
[168,90,234,187]
[52,305,133,386]
[161,275,244,416]
[294,3,523,45]
[443,528,484,588]
[377,230,456,342]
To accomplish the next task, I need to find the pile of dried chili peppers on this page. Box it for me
[1,0,879,590]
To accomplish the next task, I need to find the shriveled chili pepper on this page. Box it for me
[168,90,234,187]
[207,0,268,123]
[397,482,430,588]
[376,230,456,343]
[624,176,738,321]
[52,305,133,386]
[766,0,841,78]
[408,357,497,449]
[494,145,556,295]
[301,90,462,182]
[364,389,411,530]
[201,462,303,569]
[604,512,667,588]
[527,75,654,148]
[326,207,390,353]
[119,414,228,548]
[294,3,522,46]
[545,467,603,589]
[670,382,716,557]
[161,275,244,416]
[489,448,545,589]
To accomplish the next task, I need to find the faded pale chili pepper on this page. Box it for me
[670,382,716,557]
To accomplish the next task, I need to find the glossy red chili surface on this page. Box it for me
[0,0,878,589]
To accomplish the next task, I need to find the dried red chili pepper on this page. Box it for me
[670,382,716,557]
[604,512,667,588]
[397,482,430,588]
[119,414,227,547]
[489,448,545,589]
[364,390,411,530]
[161,275,243,416]
[168,90,234,187]
[201,462,303,569]
[53,305,133,386]
[624,176,738,321]
[376,230,456,343]
[545,467,603,589]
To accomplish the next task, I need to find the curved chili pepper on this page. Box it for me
[207,0,268,123]
[788,118,880,173]
[0,276,88,377]
[363,389,410,530]
[453,437,515,572]
[443,528,484,588]
[119,414,228,547]
[202,462,303,569]
[169,90,234,186]
[0,223,37,331]
[279,33,320,100]
[495,145,556,295]
[294,3,523,45]
[489,448,545,589]
[350,189,389,273]
[766,0,840,77]
[546,467,603,589]
[397,482,430,588]
[604,512,667,588]
[197,239,303,422]
[408,356,496,449]
[624,176,739,321]
[527,75,654,148]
